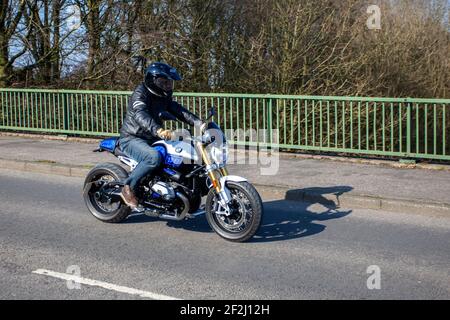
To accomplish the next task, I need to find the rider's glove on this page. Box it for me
[156,128,173,140]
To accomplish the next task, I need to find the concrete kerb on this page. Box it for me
[0,132,102,144]
[0,158,89,178]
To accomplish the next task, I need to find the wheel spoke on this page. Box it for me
[89,174,121,215]
[211,187,254,234]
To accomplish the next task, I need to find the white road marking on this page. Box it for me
[32,269,181,300]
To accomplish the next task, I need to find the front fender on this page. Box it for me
[215,175,248,216]
[219,175,247,186]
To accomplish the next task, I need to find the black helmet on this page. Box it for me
[144,62,182,98]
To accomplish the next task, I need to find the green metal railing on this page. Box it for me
[1,88,449,160]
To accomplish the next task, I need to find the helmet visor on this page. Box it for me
[154,77,174,92]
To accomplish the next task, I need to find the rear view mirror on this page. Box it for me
[206,107,216,121]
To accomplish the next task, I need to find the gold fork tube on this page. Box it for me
[220,167,228,176]
[197,142,222,193]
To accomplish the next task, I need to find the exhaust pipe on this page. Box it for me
[159,192,190,221]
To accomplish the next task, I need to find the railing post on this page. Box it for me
[268,97,273,147]
[63,93,69,131]
[406,98,411,156]
[399,98,416,164]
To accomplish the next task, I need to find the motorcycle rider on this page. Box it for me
[119,62,205,209]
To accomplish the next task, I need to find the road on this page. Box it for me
[0,168,449,300]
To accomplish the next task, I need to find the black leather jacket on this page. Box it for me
[120,83,202,143]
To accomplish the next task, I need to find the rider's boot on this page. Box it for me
[120,185,139,210]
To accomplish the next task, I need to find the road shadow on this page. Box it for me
[124,186,353,243]
[252,186,353,243]
[123,209,212,232]
[123,213,159,224]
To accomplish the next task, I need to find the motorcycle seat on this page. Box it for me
[113,146,128,157]
[99,136,127,157]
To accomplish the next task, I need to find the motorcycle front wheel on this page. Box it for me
[205,181,263,242]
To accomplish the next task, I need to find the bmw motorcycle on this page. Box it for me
[83,109,263,242]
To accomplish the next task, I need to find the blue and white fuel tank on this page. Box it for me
[152,140,200,169]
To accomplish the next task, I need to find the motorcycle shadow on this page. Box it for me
[252,186,353,243]
[125,185,353,243]
[124,209,212,232]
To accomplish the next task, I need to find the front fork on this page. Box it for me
[197,142,232,215]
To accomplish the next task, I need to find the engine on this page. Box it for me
[142,179,190,221]
[150,181,176,201]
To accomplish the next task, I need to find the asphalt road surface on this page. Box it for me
[0,169,449,300]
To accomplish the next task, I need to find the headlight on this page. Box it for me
[210,143,229,165]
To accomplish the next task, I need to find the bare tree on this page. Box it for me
[22,0,64,82]
[3,0,449,98]
[0,0,26,86]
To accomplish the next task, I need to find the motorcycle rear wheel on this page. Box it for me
[83,163,131,223]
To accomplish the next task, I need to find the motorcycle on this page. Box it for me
[83,108,263,242]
